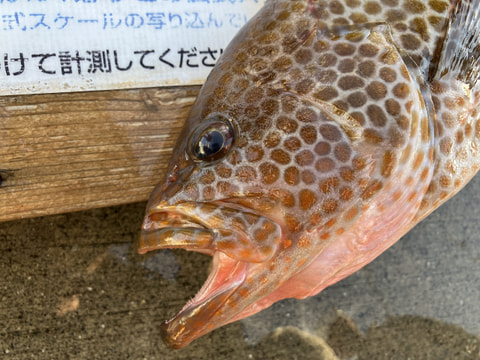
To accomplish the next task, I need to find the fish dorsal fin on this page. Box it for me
[431,0,480,88]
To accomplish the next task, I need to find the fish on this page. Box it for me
[138,0,480,349]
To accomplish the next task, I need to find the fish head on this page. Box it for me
[138,35,333,348]
[138,0,435,349]
[139,55,314,348]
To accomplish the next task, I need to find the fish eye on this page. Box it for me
[190,115,235,162]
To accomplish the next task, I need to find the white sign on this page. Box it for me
[0,0,265,95]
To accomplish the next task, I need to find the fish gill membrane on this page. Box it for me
[137,0,480,349]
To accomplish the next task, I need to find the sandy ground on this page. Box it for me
[1,175,479,359]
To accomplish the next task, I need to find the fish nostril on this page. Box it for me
[166,165,193,187]
[167,165,179,183]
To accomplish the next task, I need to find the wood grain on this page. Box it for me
[0,86,201,222]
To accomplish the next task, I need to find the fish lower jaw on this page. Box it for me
[162,252,248,349]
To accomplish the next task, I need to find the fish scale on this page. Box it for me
[138,0,480,349]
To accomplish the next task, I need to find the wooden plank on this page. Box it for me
[0,86,201,222]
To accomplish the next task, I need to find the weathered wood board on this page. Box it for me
[0,86,201,222]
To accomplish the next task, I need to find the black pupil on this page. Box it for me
[196,129,224,158]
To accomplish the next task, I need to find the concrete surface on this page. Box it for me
[0,174,479,359]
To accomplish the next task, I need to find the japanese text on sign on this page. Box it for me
[0,0,265,95]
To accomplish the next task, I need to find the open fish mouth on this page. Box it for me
[137,200,284,348]
[160,250,248,349]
